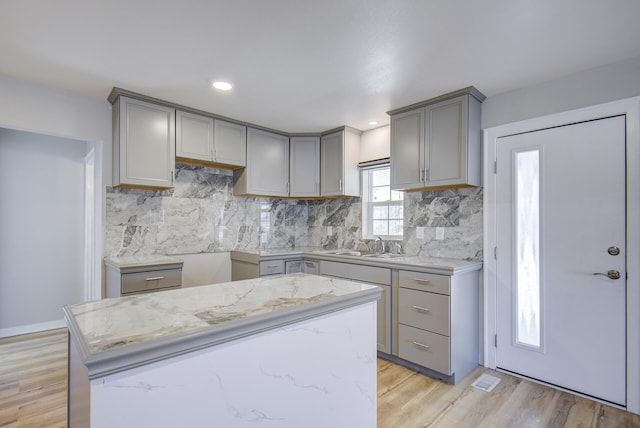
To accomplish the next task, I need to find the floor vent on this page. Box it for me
[471,374,501,393]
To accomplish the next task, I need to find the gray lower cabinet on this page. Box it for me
[105,257,183,298]
[396,269,478,383]
[319,260,392,354]
[231,256,319,280]
[112,96,176,189]
[389,87,485,191]
[176,111,247,168]
[234,128,290,197]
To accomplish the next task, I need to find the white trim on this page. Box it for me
[483,96,640,414]
[84,147,96,301]
[0,320,66,338]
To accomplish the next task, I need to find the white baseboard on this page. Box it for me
[0,319,66,338]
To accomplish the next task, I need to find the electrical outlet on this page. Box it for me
[416,227,425,239]
[327,226,333,236]
[436,227,445,240]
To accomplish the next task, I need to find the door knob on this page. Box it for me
[593,270,621,280]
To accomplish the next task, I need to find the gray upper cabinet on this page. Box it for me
[390,108,425,190]
[234,128,290,197]
[389,87,484,191]
[320,128,361,197]
[176,110,246,168]
[214,120,246,167]
[112,96,175,189]
[176,110,213,162]
[289,136,320,197]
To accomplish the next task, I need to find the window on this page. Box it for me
[361,165,403,239]
[515,149,542,349]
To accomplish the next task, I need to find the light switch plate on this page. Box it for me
[416,227,425,239]
[327,226,333,236]
[436,227,445,240]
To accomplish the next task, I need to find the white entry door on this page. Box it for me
[496,115,627,406]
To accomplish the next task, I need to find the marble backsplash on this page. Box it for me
[105,164,482,261]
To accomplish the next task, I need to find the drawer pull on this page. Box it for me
[413,278,430,284]
[412,305,430,312]
[145,276,165,281]
[266,264,279,268]
[412,341,430,350]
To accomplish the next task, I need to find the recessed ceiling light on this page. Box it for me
[212,81,233,91]
[369,121,378,126]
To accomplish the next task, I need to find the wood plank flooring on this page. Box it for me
[0,329,67,428]
[1,329,638,427]
[377,358,640,428]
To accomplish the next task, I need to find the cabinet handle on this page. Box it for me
[412,305,430,312]
[413,278,430,284]
[145,276,165,281]
[425,168,430,182]
[267,264,279,268]
[420,168,425,183]
[412,341,430,350]
[287,182,290,195]
[339,179,343,192]
[170,170,174,185]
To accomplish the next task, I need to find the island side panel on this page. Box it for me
[68,332,90,428]
[88,302,377,428]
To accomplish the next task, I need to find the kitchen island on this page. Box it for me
[64,273,381,428]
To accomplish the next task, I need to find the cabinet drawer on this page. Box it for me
[259,260,285,276]
[398,324,450,375]
[319,260,391,285]
[399,288,450,336]
[399,270,450,295]
[121,269,181,295]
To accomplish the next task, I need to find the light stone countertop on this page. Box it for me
[64,273,381,378]
[231,248,483,275]
[104,255,183,269]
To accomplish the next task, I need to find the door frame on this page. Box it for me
[483,97,640,414]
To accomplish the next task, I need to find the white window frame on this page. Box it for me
[361,163,403,240]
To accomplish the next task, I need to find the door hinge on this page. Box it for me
[494,334,498,347]
[494,246,497,259]
[494,160,497,174]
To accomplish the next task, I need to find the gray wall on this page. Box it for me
[0,72,111,329]
[0,128,88,331]
[482,55,640,129]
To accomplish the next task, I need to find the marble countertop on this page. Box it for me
[64,273,381,379]
[104,255,184,269]
[231,248,482,275]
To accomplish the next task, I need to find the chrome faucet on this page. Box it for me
[376,236,386,253]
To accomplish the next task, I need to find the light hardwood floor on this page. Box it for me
[0,329,67,428]
[1,329,638,427]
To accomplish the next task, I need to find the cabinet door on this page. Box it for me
[290,136,320,197]
[377,284,392,354]
[244,128,289,197]
[116,96,175,188]
[175,110,213,162]
[425,95,469,187]
[320,131,343,196]
[214,120,246,167]
[390,108,425,191]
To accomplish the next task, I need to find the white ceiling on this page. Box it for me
[1,0,639,133]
